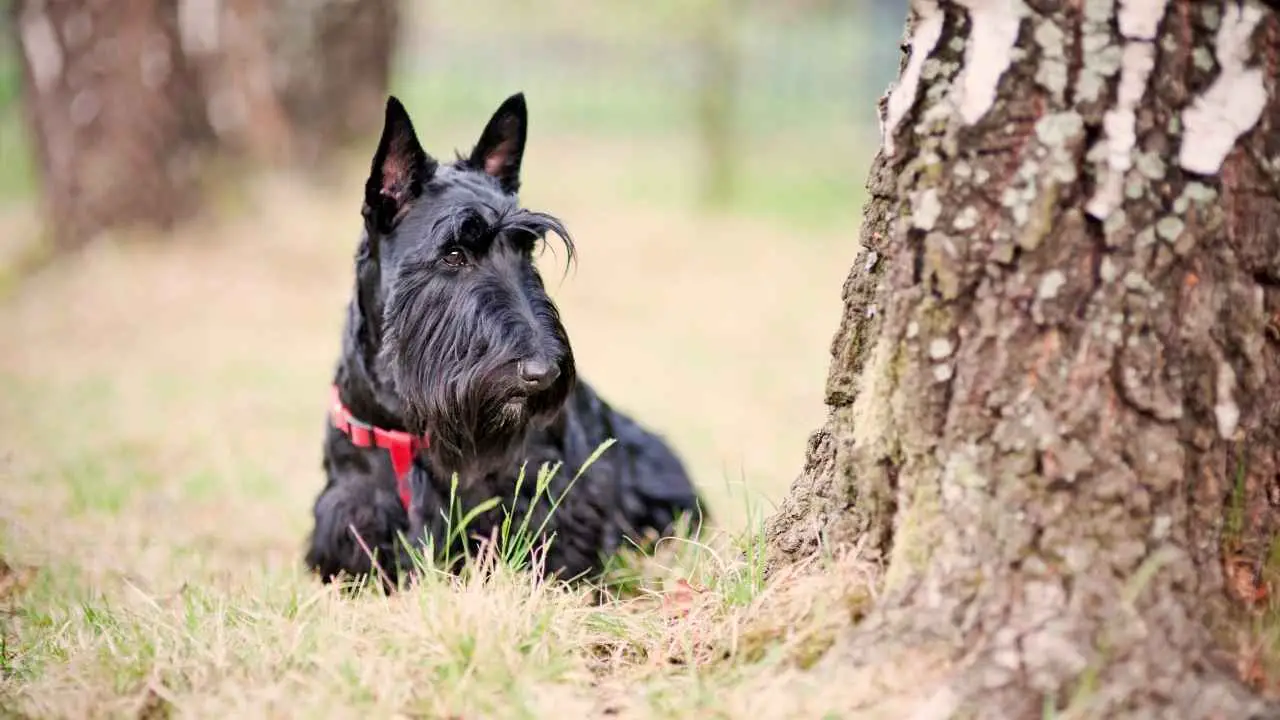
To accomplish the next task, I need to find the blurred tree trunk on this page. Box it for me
[186,0,401,168]
[270,0,401,167]
[179,0,296,165]
[11,0,213,250]
[766,0,1280,716]
[9,0,399,249]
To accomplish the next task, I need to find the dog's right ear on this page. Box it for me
[363,97,438,234]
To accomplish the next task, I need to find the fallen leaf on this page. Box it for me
[0,557,37,603]
[1225,556,1269,607]
[660,578,705,619]
[1239,655,1266,689]
[134,683,173,720]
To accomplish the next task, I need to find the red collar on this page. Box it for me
[329,385,429,510]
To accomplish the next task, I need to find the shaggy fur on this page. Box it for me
[304,93,707,589]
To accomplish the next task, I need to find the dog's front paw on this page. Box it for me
[305,482,409,590]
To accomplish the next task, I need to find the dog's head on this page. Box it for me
[354,93,577,474]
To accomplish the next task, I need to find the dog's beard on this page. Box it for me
[379,278,574,477]
[376,231,580,477]
[403,361,571,477]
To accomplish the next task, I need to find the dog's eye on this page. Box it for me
[441,250,468,267]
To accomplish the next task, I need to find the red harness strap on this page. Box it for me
[329,385,429,511]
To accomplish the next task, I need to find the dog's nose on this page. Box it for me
[518,358,559,392]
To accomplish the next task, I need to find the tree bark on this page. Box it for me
[179,0,296,165]
[12,0,213,249]
[177,0,400,168]
[265,0,401,167]
[10,0,400,248]
[766,0,1280,716]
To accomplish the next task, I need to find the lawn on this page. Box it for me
[0,0,935,711]
[0,114,912,716]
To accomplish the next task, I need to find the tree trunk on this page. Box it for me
[177,0,400,168]
[12,0,213,249]
[766,0,1280,716]
[178,0,296,165]
[266,0,401,167]
[10,0,399,249]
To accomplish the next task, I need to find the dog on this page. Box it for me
[303,92,707,590]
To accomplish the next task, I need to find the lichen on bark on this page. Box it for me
[764,0,1280,716]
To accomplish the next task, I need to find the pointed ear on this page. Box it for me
[363,96,437,234]
[467,92,527,194]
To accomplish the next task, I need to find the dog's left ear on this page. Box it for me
[364,96,438,234]
[467,92,527,194]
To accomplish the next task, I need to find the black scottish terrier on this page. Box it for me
[304,92,707,590]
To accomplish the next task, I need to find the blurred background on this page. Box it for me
[0,0,906,574]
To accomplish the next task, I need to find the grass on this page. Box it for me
[0,528,878,718]
[0,120,894,716]
[0,5,910,711]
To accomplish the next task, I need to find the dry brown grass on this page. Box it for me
[0,132,897,718]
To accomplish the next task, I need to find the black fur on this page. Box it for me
[304,93,707,589]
